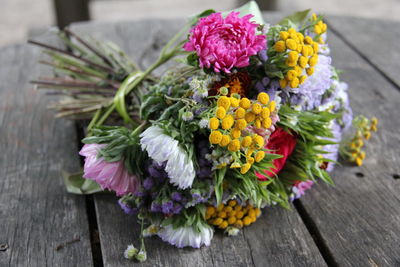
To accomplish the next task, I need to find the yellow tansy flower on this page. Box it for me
[286,39,297,50]
[231,128,241,139]
[216,106,226,119]
[274,40,286,52]
[241,136,252,148]
[235,107,246,119]
[217,96,231,110]
[309,55,318,67]
[262,117,272,129]
[253,135,265,148]
[221,115,234,130]
[219,135,231,147]
[261,107,270,119]
[209,130,222,144]
[230,97,239,107]
[279,31,289,41]
[240,163,251,174]
[239,98,251,109]
[269,101,276,112]
[245,112,256,123]
[235,119,247,130]
[209,117,219,130]
[251,103,262,115]
[228,139,241,152]
[255,151,265,162]
[257,92,269,105]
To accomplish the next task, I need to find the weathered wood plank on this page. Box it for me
[0,41,93,266]
[71,19,327,267]
[95,195,327,267]
[327,16,400,89]
[297,26,400,266]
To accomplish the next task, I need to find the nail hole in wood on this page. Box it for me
[0,244,9,252]
[393,174,400,180]
[355,172,364,178]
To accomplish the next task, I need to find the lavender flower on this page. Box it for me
[298,55,333,110]
[171,204,183,214]
[150,202,162,213]
[171,192,182,202]
[143,177,154,190]
[118,199,138,215]
[161,200,174,214]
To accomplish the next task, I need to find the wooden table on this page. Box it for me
[1,13,399,267]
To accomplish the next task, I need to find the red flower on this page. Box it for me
[256,128,297,181]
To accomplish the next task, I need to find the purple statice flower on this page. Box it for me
[258,49,268,62]
[133,190,146,198]
[255,77,279,101]
[322,121,342,172]
[196,139,213,179]
[171,204,183,214]
[298,55,333,110]
[143,177,154,190]
[147,164,164,179]
[118,198,138,215]
[150,202,162,213]
[171,192,182,202]
[161,200,174,214]
[336,81,353,131]
[79,144,140,196]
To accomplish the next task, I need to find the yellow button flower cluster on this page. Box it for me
[311,13,328,43]
[273,27,320,89]
[205,200,261,229]
[348,117,378,166]
[208,93,276,174]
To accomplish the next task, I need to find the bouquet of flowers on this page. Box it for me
[30,1,377,262]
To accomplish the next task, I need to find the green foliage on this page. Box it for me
[278,9,311,28]
[226,152,289,209]
[277,104,338,186]
[223,1,265,25]
[62,171,102,194]
[214,168,227,206]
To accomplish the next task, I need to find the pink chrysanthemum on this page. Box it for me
[79,144,140,196]
[183,11,266,73]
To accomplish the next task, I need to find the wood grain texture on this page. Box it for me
[297,27,400,267]
[95,195,326,267]
[0,40,93,266]
[326,16,400,89]
[71,19,327,267]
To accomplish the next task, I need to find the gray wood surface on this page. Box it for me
[0,41,93,265]
[297,25,400,267]
[327,16,400,90]
[71,19,327,267]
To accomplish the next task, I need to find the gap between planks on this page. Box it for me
[75,122,105,267]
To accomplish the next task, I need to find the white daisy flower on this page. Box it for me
[140,126,196,189]
[157,224,213,248]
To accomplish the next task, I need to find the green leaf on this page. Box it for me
[278,9,311,28]
[222,1,265,25]
[62,171,102,194]
[215,168,227,205]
